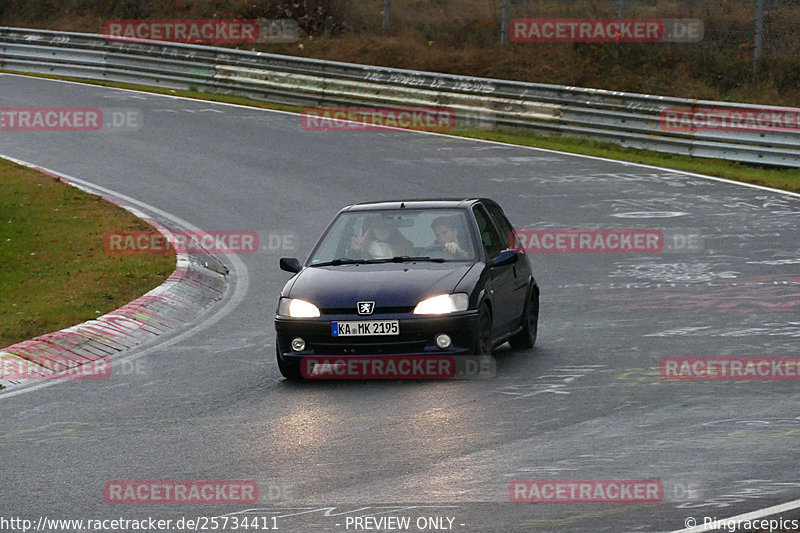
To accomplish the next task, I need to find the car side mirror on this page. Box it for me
[279,257,302,273]
[490,249,518,268]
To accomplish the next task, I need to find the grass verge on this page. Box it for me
[0,157,175,349]
[4,69,797,194]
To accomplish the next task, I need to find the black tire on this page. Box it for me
[474,303,493,355]
[508,289,538,350]
[276,344,302,380]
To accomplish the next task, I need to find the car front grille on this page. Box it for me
[311,339,428,355]
[319,306,414,315]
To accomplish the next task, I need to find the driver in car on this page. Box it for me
[430,216,470,259]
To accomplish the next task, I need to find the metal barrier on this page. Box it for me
[2,27,798,167]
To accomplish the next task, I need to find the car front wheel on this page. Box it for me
[508,289,538,350]
[474,303,493,355]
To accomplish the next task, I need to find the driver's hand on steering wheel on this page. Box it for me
[444,241,462,255]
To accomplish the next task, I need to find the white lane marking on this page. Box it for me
[0,155,249,400]
[4,72,799,200]
[671,497,800,532]
[610,211,690,218]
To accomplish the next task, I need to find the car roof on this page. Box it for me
[342,198,495,211]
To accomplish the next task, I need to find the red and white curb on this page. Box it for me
[0,164,227,390]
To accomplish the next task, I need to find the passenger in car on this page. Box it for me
[352,215,415,259]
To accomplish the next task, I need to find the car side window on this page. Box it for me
[484,203,516,250]
[472,205,504,259]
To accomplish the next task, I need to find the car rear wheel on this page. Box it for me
[508,289,538,350]
[276,344,302,380]
[474,303,493,355]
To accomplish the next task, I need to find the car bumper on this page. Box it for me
[275,311,480,359]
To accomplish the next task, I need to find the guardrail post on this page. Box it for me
[500,0,511,46]
[382,0,391,34]
[753,0,764,77]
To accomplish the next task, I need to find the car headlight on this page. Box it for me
[413,293,469,315]
[278,297,321,318]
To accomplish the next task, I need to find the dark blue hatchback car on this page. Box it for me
[274,198,539,380]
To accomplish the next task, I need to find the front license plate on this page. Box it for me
[332,320,399,337]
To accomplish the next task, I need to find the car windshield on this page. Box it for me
[308,209,477,265]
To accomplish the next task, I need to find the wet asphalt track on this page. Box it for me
[1,73,799,532]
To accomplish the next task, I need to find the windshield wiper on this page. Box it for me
[310,258,367,267]
[313,256,447,267]
[368,256,446,263]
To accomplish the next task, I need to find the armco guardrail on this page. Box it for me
[1,27,798,167]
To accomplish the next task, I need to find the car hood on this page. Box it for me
[284,262,475,310]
